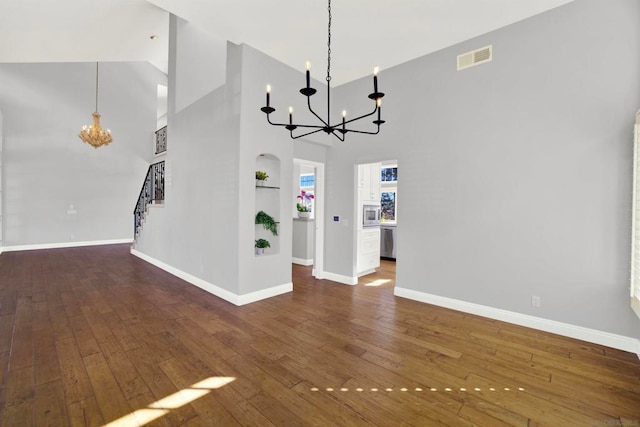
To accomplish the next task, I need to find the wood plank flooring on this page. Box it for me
[1,244,639,426]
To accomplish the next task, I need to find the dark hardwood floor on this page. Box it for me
[1,244,639,426]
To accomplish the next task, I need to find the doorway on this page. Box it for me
[355,159,397,287]
[292,158,325,278]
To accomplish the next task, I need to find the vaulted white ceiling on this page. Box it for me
[0,0,575,85]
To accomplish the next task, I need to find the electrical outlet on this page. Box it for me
[531,295,541,307]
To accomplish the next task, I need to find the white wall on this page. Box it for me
[174,17,227,113]
[0,110,3,249]
[237,44,298,295]
[135,20,298,300]
[0,62,160,247]
[134,17,243,295]
[325,0,640,339]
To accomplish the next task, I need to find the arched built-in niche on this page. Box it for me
[254,153,280,256]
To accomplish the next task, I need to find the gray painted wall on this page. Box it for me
[237,44,298,295]
[0,62,159,247]
[324,0,640,338]
[174,17,227,114]
[134,17,243,294]
[135,21,297,297]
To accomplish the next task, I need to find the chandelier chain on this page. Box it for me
[326,0,331,83]
[95,62,99,113]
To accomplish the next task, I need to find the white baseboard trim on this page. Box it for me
[313,269,357,286]
[395,287,640,357]
[238,282,293,306]
[2,238,133,253]
[130,249,292,306]
[292,257,314,266]
[358,268,376,277]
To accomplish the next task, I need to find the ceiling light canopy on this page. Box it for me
[260,0,385,142]
[79,62,113,149]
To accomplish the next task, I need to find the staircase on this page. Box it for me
[133,126,168,240]
[133,161,165,240]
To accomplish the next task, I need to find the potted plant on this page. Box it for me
[255,210,278,236]
[255,171,269,186]
[296,190,314,218]
[255,238,270,255]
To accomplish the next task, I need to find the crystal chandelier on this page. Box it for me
[79,62,113,148]
[260,0,385,142]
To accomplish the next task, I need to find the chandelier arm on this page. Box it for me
[306,95,330,127]
[341,127,381,136]
[330,105,378,129]
[290,128,328,139]
[266,114,325,130]
[329,130,345,142]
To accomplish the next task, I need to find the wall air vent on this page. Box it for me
[457,45,493,71]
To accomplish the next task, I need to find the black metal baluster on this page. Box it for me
[155,126,167,155]
[133,160,165,238]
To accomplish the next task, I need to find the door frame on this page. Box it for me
[293,158,325,277]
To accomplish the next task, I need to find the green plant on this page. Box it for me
[255,171,269,181]
[255,238,270,249]
[255,210,278,236]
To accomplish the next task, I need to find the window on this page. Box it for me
[298,173,315,216]
[380,164,398,222]
[300,174,315,188]
[381,191,396,221]
[381,167,397,182]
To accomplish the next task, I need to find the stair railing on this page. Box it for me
[133,161,165,238]
[155,126,167,155]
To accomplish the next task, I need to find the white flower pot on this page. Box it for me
[255,247,265,255]
[298,211,311,218]
[256,179,265,186]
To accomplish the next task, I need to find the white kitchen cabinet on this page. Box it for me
[368,162,381,201]
[358,162,381,202]
[357,227,381,275]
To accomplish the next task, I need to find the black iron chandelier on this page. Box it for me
[260,0,385,141]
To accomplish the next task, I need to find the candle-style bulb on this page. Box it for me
[305,61,311,89]
[266,84,271,107]
[306,60,311,71]
[289,106,293,125]
[373,66,379,93]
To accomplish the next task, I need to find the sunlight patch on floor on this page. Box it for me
[103,376,236,426]
[364,279,392,287]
